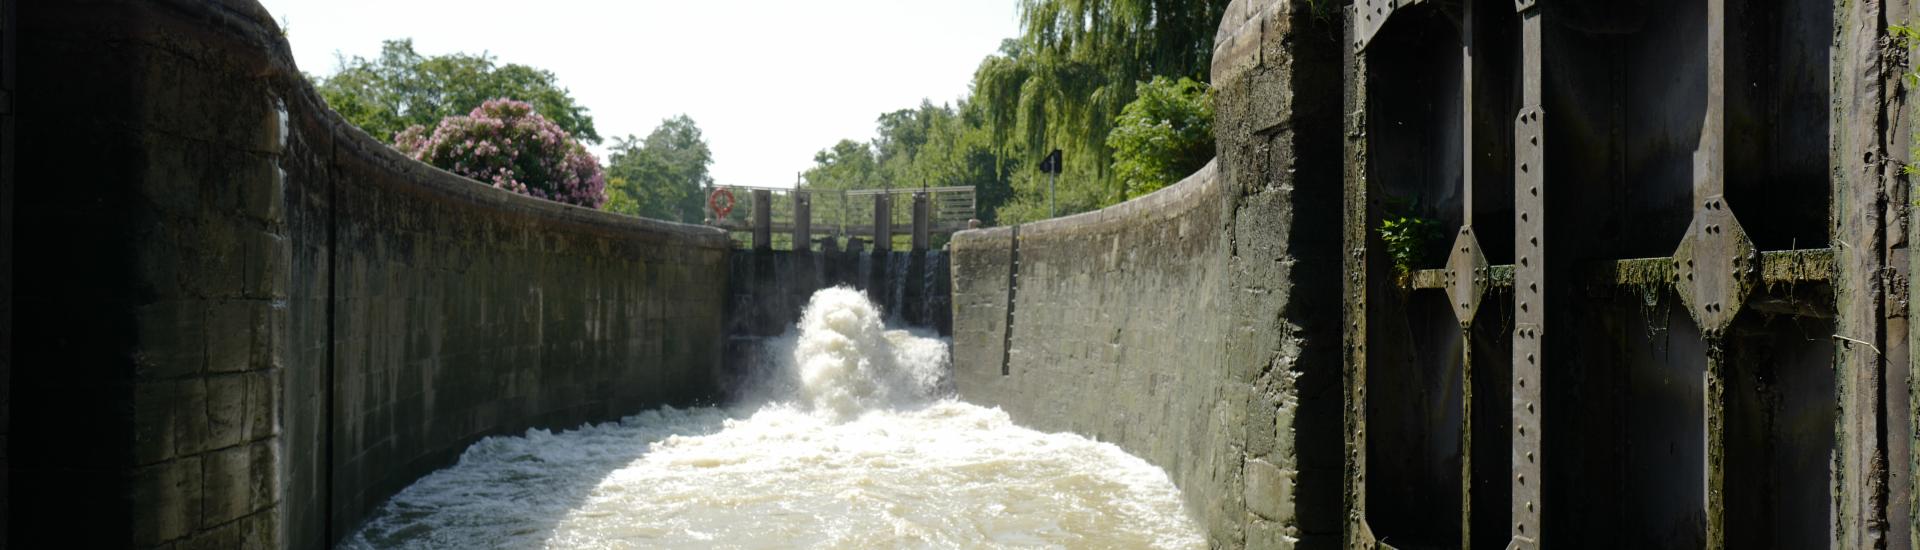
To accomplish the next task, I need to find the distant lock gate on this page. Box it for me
[706,186,976,252]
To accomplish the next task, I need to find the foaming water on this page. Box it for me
[343,287,1205,549]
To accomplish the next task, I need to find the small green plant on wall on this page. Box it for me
[1377,202,1444,278]
[1893,23,1920,190]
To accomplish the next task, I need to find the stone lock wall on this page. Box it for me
[950,1,1347,548]
[299,103,731,547]
[951,163,1248,545]
[13,1,731,548]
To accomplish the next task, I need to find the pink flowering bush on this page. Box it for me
[394,99,607,208]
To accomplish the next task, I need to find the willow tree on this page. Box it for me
[971,0,1228,219]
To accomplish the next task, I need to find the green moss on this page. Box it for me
[1893,23,1920,180]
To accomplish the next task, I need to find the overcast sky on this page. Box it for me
[258,0,1022,188]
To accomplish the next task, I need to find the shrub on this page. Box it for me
[1378,214,1444,276]
[394,99,607,209]
[1107,76,1215,202]
[317,39,600,147]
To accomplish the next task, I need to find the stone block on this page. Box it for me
[1273,396,1297,462]
[210,151,269,220]
[177,518,239,550]
[247,369,279,440]
[206,300,263,373]
[1212,4,1264,86]
[1243,457,1295,522]
[249,440,280,510]
[1246,393,1279,457]
[1243,514,1298,550]
[266,302,289,371]
[242,230,290,300]
[177,222,247,299]
[205,374,248,449]
[134,230,189,302]
[137,135,213,219]
[140,48,275,152]
[134,300,207,379]
[134,380,210,463]
[240,506,282,549]
[200,445,252,527]
[131,457,201,547]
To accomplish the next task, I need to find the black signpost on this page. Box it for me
[1039,149,1062,217]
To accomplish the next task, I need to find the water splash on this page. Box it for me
[343,288,1204,549]
[786,287,947,417]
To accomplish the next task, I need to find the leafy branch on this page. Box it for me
[1377,210,1444,277]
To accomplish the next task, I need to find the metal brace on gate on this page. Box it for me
[1353,0,1428,52]
[1447,227,1492,326]
[1671,196,1757,337]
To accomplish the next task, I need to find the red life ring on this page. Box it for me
[709,188,736,218]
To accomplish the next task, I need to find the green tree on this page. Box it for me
[315,39,599,144]
[803,139,881,192]
[797,0,1227,225]
[969,0,1228,219]
[1107,76,1214,200]
[604,115,714,222]
[803,100,1021,227]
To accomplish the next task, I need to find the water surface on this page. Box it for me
[345,288,1204,549]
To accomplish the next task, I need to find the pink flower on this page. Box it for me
[393,98,606,208]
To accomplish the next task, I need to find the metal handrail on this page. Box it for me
[844,186,976,196]
[706,184,977,250]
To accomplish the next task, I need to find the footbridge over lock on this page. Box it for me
[949,0,1919,548]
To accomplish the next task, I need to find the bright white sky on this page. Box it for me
[258,0,1022,188]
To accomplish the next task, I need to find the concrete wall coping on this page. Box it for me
[1212,0,1285,87]
[953,160,1219,247]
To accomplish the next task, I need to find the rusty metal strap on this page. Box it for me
[1403,249,1833,291]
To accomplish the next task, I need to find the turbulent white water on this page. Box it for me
[343,287,1205,549]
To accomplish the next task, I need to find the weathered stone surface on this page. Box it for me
[131,458,203,547]
[150,380,213,460]
[249,440,281,512]
[953,163,1244,546]
[1244,458,1295,522]
[180,519,241,550]
[205,374,250,449]
[247,369,279,440]
[1244,513,1298,550]
[136,301,210,379]
[201,444,255,527]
